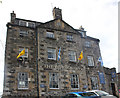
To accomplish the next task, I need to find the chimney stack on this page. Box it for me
[53,7,62,20]
[11,11,16,23]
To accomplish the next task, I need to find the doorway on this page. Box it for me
[111,83,116,96]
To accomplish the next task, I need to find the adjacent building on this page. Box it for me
[2,7,118,97]
[104,67,118,97]
[117,73,120,98]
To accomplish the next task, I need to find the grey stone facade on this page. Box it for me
[103,67,119,97]
[2,8,118,97]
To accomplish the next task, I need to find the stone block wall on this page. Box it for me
[3,23,38,97]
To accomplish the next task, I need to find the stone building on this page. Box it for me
[2,7,116,97]
[103,67,118,97]
[117,72,120,98]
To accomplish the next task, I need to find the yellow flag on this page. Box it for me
[78,51,83,60]
[17,49,25,59]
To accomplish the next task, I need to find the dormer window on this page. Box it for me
[27,22,35,28]
[81,32,85,37]
[46,32,54,38]
[19,20,26,26]
[67,35,73,41]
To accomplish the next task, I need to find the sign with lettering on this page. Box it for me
[111,72,116,78]
[98,72,105,84]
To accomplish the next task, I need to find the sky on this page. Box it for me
[0,0,118,95]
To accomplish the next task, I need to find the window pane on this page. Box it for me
[81,32,85,37]
[49,73,59,89]
[85,41,90,47]
[46,32,54,38]
[71,74,79,89]
[19,20,26,26]
[19,30,28,36]
[48,48,56,60]
[67,35,73,41]
[18,72,28,89]
[28,22,35,28]
[87,56,94,66]
[90,76,98,90]
[69,51,76,62]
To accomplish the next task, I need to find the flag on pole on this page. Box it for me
[78,51,83,61]
[58,47,61,61]
[17,49,25,59]
[98,57,103,66]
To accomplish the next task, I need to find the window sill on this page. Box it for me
[88,66,94,67]
[19,35,28,37]
[84,46,91,49]
[49,88,59,90]
[46,37,56,40]
[71,88,79,90]
[69,61,77,64]
[47,58,57,62]
[18,88,29,90]
[66,40,73,42]
[66,40,76,43]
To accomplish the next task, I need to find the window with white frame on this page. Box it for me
[87,56,94,66]
[47,48,56,60]
[71,74,79,89]
[19,30,28,36]
[28,22,35,28]
[68,51,76,62]
[19,48,28,58]
[67,35,73,41]
[46,32,54,38]
[19,20,26,26]
[49,73,59,89]
[85,41,91,47]
[90,76,98,90]
[18,72,28,89]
